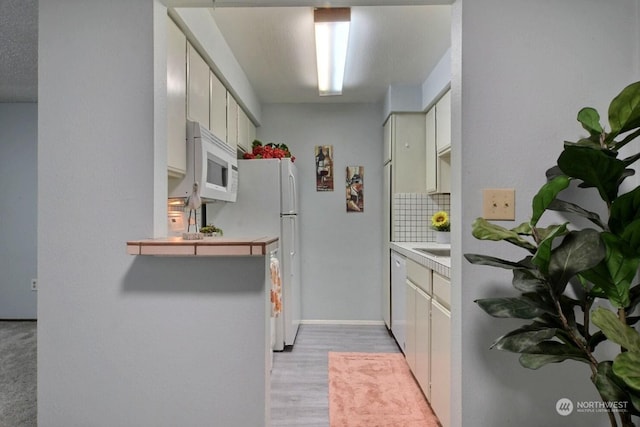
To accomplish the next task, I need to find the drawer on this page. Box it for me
[407,258,431,293]
[433,271,450,309]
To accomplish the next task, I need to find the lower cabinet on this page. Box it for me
[405,281,417,372]
[431,298,451,427]
[414,286,431,400]
[404,258,450,427]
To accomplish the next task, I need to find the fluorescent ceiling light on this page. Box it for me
[314,8,350,96]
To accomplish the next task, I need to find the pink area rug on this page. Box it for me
[328,352,440,427]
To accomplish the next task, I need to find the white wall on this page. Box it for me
[0,103,37,319]
[258,103,384,322]
[39,1,270,425]
[453,1,640,426]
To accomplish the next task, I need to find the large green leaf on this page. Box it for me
[593,362,632,407]
[577,107,603,137]
[531,223,568,274]
[609,186,640,234]
[512,269,547,292]
[600,233,638,308]
[518,342,590,369]
[471,218,536,251]
[608,81,640,140]
[613,352,640,392]
[492,324,558,352]
[557,145,625,203]
[475,295,552,319]
[530,175,571,227]
[547,199,607,230]
[548,229,606,296]
[592,307,640,352]
[621,218,640,254]
[464,253,529,270]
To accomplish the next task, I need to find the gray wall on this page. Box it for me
[0,103,37,319]
[258,103,384,322]
[453,0,640,426]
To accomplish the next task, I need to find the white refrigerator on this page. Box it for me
[211,158,300,350]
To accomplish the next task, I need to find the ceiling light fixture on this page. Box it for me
[314,7,351,96]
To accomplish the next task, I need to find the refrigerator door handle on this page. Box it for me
[289,216,296,257]
[288,171,297,214]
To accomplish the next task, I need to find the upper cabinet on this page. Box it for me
[226,93,238,151]
[237,107,250,152]
[386,113,426,194]
[209,70,227,143]
[168,15,257,167]
[425,107,437,193]
[187,42,210,128]
[436,90,451,154]
[426,89,452,194]
[167,17,187,177]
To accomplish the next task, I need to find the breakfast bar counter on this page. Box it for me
[126,236,278,257]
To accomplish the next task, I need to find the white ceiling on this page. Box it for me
[211,5,451,104]
[0,2,450,105]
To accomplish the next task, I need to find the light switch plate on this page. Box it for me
[483,188,516,220]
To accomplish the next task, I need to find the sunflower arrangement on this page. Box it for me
[431,211,450,232]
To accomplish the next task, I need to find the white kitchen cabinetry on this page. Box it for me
[187,42,210,128]
[405,281,417,371]
[414,286,431,400]
[401,257,450,427]
[166,17,187,177]
[387,114,426,194]
[425,107,437,193]
[436,90,451,154]
[226,93,238,151]
[209,70,227,144]
[426,89,452,194]
[405,258,432,398]
[237,107,250,152]
[431,272,451,427]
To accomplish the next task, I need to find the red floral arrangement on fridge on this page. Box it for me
[243,140,295,162]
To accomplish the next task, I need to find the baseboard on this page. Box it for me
[300,319,386,326]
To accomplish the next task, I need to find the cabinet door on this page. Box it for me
[166,17,187,177]
[436,90,451,154]
[187,43,210,127]
[415,287,431,400]
[383,245,391,329]
[237,107,249,152]
[431,299,451,427]
[226,93,238,150]
[383,117,392,164]
[405,281,417,372]
[209,71,227,143]
[425,107,437,193]
[392,114,426,194]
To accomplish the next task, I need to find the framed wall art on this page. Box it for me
[315,145,334,191]
[346,166,364,212]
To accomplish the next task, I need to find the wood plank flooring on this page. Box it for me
[270,324,401,427]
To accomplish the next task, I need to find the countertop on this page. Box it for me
[390,241,451,278]
[126,236,279,257]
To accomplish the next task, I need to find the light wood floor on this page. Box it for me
[270,323,400,427]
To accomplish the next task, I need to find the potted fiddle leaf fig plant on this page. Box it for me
[465,81,640,427]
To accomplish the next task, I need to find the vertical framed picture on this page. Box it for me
[346,166,364,212]
[315,145,334,191]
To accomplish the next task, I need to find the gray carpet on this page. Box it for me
[0,321,36,427]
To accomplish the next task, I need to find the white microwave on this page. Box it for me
[169,120,238,202]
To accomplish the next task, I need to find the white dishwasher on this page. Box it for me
[391,251,407,353]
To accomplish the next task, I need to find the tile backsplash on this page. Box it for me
[393,193,451,242]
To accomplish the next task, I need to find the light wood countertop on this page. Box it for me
[126,236,278,257]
